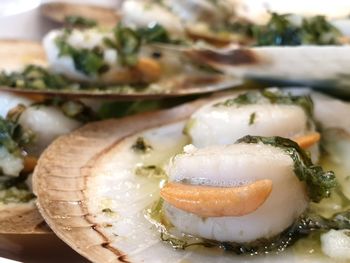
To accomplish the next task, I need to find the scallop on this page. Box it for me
[164,142,308,243]
[0,147,23,177]
[43,29,114,82]
[0,91,32,118]
[187,91,314,148]
[43,28,174,85]
[18,105,81,156]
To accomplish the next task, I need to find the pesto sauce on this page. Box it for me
[55,33,109,76]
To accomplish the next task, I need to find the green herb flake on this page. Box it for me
[137,24,172,44]
[0,116,34,156]
[101,208,115,216]
[237,135,336,202]
[249,112,256,126]
[64,15,97,28]
[301,15,341,45]
[0,187,35,204]
[135,165,166,179]
[55,33,108,76]
[106,24,141,67]
[131,137,153,153]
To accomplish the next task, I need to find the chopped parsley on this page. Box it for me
[251,13,342,46]
[137,23,183,44]
[64,15,97,28]
[0,116,34,157]
[249,112,256,125]
[0,186,35,204]
[0,117,35,204]
[135,165,166,179]
[253,13,302,46]
[131,137,153,153]
[301,15,342,45]
[54,23,180,76]
[104,24,141,66]
[237,135,336,202]
[55,32,109,76]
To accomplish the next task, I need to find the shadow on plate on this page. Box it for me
[0,233,88,263]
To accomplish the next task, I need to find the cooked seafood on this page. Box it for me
[186,89,318,149]
[0,25,240,98]
[34,89,350,262]
[0,90,90,233]
[43,27,161,84]
[163,140,311,243]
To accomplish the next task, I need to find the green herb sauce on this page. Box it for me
[237,135,336,202]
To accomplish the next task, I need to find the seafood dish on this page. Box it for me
[1,0,350,262]
[34,89,350,262]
